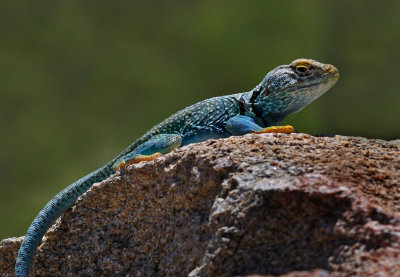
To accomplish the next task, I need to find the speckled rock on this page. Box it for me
[1,133,399,276]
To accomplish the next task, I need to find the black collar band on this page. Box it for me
[250,85,270,127]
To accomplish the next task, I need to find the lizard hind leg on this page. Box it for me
[112,134,182,171]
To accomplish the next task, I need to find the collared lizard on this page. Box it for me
[15,58,339,276]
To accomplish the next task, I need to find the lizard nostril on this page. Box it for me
[325,64,338,75]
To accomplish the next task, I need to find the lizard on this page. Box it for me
[14,58,339,276]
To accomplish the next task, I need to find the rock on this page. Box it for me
[1,133,399,276]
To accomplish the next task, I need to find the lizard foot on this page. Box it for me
[256,125,296,134]
[113,152,161,171]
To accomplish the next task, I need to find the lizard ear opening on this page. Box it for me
[262,85,271,96]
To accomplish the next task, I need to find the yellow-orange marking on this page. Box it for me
[256,125,296,134]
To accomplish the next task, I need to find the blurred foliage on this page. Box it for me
[1,0,399,238]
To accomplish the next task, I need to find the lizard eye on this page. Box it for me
[296,65,308,73]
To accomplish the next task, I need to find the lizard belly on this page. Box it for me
[180,127,231,146]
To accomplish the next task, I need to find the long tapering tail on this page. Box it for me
[14,166,112,277]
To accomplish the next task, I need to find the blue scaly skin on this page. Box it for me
[15,58,339,276]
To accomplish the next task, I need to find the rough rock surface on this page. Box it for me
[1,133,400,277]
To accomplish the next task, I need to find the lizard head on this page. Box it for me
[253,58,339,125]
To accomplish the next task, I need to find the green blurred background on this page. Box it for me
[1,1,399,239]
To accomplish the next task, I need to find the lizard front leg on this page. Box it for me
[256,125,295,134]
[225,115,295,136]
[112,134,182,171]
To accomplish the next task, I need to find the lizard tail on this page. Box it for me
[14,166,112,277]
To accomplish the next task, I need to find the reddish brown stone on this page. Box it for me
[1,134,399,276]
